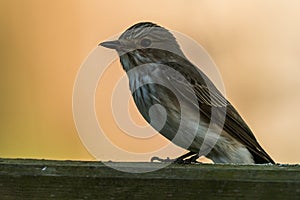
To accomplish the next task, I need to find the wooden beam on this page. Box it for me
[0,158,299,199]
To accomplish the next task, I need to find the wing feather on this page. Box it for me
[161,61,274,164]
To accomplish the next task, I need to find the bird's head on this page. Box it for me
[99,22,185,71]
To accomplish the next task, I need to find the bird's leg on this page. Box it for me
[151,151,199,164]
[173,151,197,164]
[181,154,200,164]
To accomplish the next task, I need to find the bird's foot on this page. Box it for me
[150,156,174,163]
[174,155,200,164]
[150,154,201,164]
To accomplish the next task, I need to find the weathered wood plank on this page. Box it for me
[0,158,299,199]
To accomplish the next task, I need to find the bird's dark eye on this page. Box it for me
[140,38,151,47]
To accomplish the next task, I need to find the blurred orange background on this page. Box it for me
[0,0,299,163]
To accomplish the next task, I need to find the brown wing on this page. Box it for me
[161,61,275,164]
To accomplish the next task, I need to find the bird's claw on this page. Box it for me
[151,156,173,163]
[174,155,200,164]
[151,155,201,164]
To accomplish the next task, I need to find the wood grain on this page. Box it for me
[0,159,299,199]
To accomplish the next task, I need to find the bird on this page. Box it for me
[99,22,275,164]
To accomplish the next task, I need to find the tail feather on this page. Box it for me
[250,150,275,164]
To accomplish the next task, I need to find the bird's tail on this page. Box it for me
[251,150,275,164]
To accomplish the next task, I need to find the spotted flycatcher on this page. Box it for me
[99,22,274,164]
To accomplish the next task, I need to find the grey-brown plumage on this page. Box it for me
[100,22,275,164]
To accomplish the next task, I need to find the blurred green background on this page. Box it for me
[0,0,299,163]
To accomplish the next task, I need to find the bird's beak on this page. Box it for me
[99,40,122,50]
